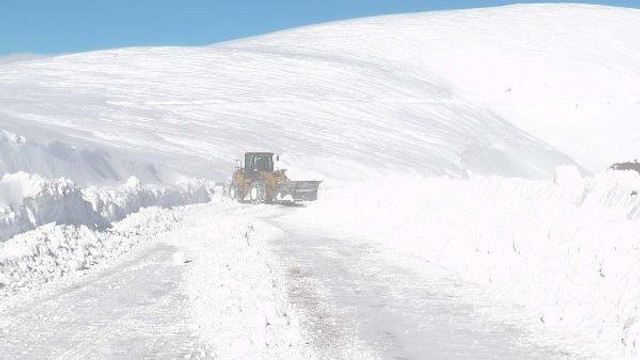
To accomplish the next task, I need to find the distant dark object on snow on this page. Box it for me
[610,160,640,174]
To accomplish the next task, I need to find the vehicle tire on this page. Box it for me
[229,183,239,201]
[249,182,267,204]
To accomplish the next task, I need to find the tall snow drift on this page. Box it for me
[0,172,216,242]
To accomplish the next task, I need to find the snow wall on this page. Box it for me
[297,167,640,356]
[0,172,217,242]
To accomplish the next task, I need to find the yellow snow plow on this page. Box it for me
[228,152,321,204]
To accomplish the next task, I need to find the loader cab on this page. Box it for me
[244,152,275,172]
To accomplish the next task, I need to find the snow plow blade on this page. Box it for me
[274,181,322,202]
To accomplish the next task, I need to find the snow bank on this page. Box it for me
[295,169,640,357]
[0,172,105,242]
[174,204,312,359]
[0,172,217,242]
[0,207,182,297]
[0,201,312,358]
[84,177,215,223]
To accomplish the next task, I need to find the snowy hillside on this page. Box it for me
[0,130,167,185]
[9,5,640,184]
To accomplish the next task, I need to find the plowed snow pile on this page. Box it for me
[1,3,640,358]
[0,174,217,293]
[294,167,640,357]
[0,202,311,359]
[0,172,215,242]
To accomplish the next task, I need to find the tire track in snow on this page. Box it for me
[0,243,206,359]
[267,220,588,359]
[0,202,314,359]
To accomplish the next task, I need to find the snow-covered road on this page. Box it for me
[269,219,589,359]
[0,243,207,359]
[0,202,310,359]
[1,202,594,359]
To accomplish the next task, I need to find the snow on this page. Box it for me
[1,6,609,184]
[2,4,638,181]
[0,202,311,358]
[1,3,640,358]
[0,172,104,242]
[389,4,640,171]
[1,5,637,181]
[83,176,214,223]
[270,219,587,359]
[0,172,215,242]
[0,130,169,186]
[175,204,311,358]
[292,168,640,357]
[0,208,176,297]
[0,54,46,65]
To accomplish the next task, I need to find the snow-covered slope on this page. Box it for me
[8,5,640,184]
[0,130,166,185]
[385,4,640,171]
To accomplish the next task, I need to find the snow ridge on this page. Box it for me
[178,205,313,358]
[0,172,217,242]
[0,202,314,358]
[0,207,182,298]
